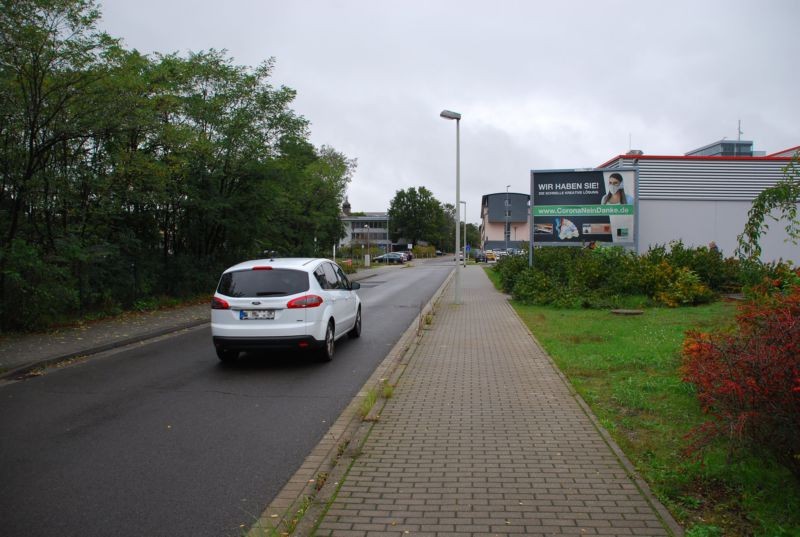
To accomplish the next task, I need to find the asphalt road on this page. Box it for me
[0,259,453,537]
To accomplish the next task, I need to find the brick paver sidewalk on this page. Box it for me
[315,266,678,536]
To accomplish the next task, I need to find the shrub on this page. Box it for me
[494,253,529,293]
[741,259,799,298]
[497,243,748,309]
[512,267,559,305]
[412,245,436,258]
[335,258,357,274]
[642,241,741,293]
[681,269,800,477]
[656,266,715,307]
[505,247,644,308]
[1,240,78,330]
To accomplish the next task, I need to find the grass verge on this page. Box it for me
[487,269,800,536]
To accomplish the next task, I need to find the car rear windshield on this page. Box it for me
[217,269,310,297]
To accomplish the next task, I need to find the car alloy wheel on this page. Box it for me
[348,307,361,339]
[320,321,335,361]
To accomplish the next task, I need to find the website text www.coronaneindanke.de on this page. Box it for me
[533,205,634,217]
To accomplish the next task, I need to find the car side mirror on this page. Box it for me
[350,281,361,290]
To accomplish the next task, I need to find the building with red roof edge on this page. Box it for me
[596,139,799,263]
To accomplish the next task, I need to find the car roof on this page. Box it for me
[223,258,327,273]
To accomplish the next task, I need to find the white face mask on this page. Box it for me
[608,183,621,195]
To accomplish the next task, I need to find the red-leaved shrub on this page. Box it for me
[681,269,800,477]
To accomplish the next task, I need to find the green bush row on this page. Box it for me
[495,241,790,309]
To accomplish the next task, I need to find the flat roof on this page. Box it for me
[597,150,797,169]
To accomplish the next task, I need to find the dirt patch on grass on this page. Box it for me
[522,312,547,322]
[679,478,753,537]
[565,334,607,344]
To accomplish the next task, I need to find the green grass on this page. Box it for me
[358,388,379,419]
[488,268,800,536]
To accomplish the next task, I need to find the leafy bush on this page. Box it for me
[498,243,741,309]
[1,240,78,330]
[651,264,715,307]
[494,253,530,294]
[681,269,800,477]
[512,268,559,305]
[641,241,741,294]
[740,259,799,298]
[507,246,645,308]
[338,260,357,274]
[412,245,436,258]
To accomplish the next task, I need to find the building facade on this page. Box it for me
[339,199,392,252]
[480,192,530,251]
[599,141,799,263]
[478,140,798,263]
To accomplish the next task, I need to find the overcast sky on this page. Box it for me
[99,0,798,223]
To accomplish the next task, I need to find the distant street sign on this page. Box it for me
[465,245,471,252]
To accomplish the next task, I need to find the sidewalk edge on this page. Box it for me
[517,307,685,537]
[0,319,209,381]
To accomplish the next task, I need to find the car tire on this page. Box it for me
[348,307,361,339]
[320,320,335,362]
[216,347,239,363]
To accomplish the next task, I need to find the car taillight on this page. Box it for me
[212,297,230,310]
[252,266,272,270]
[287,295,323,308]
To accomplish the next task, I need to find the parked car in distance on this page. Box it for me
[211,257,361,363]
[474,251,487,263]
[398,250,414,260]
[485,250,496,261]
[374,252,406,264]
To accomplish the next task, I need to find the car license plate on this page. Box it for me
[240,310,275,320]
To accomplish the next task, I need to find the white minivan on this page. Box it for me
[211,258,361,362]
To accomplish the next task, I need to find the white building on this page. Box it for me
[599,140,799,263]
[339,199,392,252]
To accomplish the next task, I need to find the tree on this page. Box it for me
[0,0,117,326]
[465,223,481,249]
[387,187,446,246]
[0,0,355,330]
[737,154,800,261]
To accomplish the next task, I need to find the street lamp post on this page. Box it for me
[505,184,511,253]
[440,109,461,304]
[460,200,467,268]
[364,224,370,267]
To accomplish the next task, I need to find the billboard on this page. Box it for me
[530,168,637,246]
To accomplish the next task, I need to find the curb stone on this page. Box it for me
[0,320,209,381]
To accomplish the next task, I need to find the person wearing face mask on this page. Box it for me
[601,173,633,205]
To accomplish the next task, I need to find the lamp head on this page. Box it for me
[439,110,461,120]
